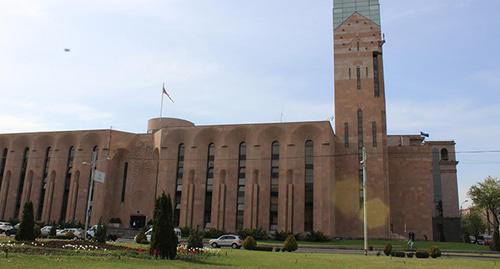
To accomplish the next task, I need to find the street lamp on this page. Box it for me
[361,147,368,256]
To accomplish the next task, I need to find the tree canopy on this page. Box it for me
[468,176,500,228]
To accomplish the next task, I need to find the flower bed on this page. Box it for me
[176,244,221,260]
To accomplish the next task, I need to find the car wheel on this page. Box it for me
[231,243,238,249]
[211,242,218,248]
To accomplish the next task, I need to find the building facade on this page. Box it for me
[0,0,461,241]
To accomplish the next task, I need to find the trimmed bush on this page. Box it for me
[304,231,329,242]
[204,228,224,239]
[95,219,107,243]
[406,252,414,258]
[428,246,441,258]
[390,251,405,258]
[15,202,35,241]
[238,227,269,240]
[383,244,392,256]
[243,236,257,250]
[416,251,430,259]
[135,228,148,244]
[187,228,204,249]
[254,246,274,252]
[179,227,192,238]
[283,235,298,252]
[49,224,57,238]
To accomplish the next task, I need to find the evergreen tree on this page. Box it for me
[95,218,107,243]
[15,202,35,241]
[150,193,178,259]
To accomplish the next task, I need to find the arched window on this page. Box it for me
[174,144,185,227]
[15,147,30,218]
[37,147,51,220]
[372,121,377,147]
[71,171,80,221]
[0,148,8,192]
[304,140,314,232]
[441,148,449,161]
[89,146,98,202]
[269,141,279,231]
[60,146,75,222]
[120,162,128,203]
[204,143,215,228]
[236,142,246,230]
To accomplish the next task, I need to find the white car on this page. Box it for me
[209,235,242,249]
[57,228,84,239]
[0,222,13,233]
[135,227,182,242]
[40,226,53,237]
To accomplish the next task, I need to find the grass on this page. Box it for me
[258,239,491,252]
[0,249,498,269]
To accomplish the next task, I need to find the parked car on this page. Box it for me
[40,226,53,237]
[57,228,84,239]
[134,227,182,243]
[209,235,242,249]
[86,225,120,241]
[5,224,19,237]
[0,222,13,233]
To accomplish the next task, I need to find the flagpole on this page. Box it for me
[160,83,165,119]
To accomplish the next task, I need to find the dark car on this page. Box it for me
[5,224,19,236]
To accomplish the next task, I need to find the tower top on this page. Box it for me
[333,0,381,29]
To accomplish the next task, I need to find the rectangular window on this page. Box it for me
[120,162,128,202]
[372,122,377,147]
[344,122,349,148]
[373,52,380,97]
[348,68,351,80]
[356,67,361,90]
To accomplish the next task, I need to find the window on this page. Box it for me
[60,146,75,222]
[89,146,98,202]
[348,68,352,80]
[37,147,52,220]
[304,140,314,232]
[174,144,185,227]
[204,144,215,228]
[0,148,7,192]
[15,147,30,218]
[120,162,128,202]
[357,109,364,207]
[356,67,361,90]
[344,122,349,148]
[236,142,246,230]
[356,41,360,51]
[372,122,377,147]
[441,148,449,161]
[366,67,369,77]
[269,141,279,231]
[373,52,380,97]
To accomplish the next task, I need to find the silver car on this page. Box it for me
[0,222,13,233]
[209,235,242,249]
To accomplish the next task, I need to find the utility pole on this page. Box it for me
[84,151,97,240]
[361,146,368,255]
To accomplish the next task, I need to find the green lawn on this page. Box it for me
[258,239,490,252]
[0,249,497,269]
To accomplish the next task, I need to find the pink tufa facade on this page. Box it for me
[0,1,460,241]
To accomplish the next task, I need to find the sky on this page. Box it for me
[0,0,499,206]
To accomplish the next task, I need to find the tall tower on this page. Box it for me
[333,0,390,238]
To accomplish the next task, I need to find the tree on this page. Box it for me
[15,202,35,241]
[462,208,487,243]
[468,176,500,250]
[150,193,178,259]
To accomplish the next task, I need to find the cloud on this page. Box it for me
[0,115,48,133]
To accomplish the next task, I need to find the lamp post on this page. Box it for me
[361,147,368,255]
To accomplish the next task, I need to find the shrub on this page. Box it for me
[407,252,414,258]
[204,228,224,239]
[390,251,405,258]
[49,224,57,238]
[34,224,41,239]
[135,228,149,244]
[283,235,298,252]
[274,231,290,241]
[15,202,35,241]
[383,244,392,256]
[179,227,192,238]
[304,231,329,242]
[416,251,430,259]
[254,246,274,252]
[187,228,204,249]
[95,219,107,243]
[428,246,441,258]
[243,236,257,250]
[238,227,269,240]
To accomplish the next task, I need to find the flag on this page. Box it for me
[420,131,429,138]
[162,84,174,103]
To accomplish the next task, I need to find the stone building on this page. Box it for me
[0,0,460,241]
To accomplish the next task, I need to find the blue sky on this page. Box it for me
[0,0,499,205]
